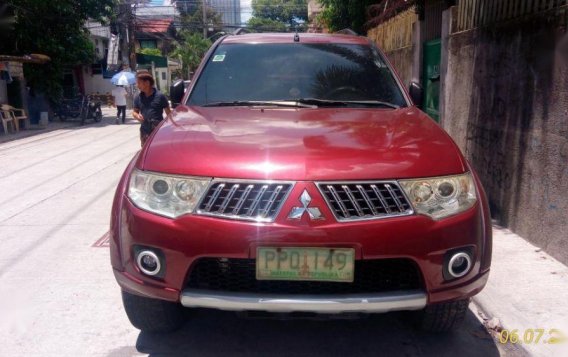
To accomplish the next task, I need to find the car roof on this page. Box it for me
[221,32,370,46]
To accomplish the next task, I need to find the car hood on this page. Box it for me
[140,106,466,181]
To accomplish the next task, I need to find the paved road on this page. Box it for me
[0,111,525,357]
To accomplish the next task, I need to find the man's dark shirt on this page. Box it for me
[133,88,169,134]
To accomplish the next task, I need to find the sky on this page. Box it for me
[240,0,252,23]
[148,0,253,25]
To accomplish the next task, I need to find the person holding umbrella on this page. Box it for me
[112,85,128,124]
[110,71,136,124]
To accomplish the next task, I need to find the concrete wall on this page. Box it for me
[442,15,568,264]
[83,74,115,95]
[154,67,168,92]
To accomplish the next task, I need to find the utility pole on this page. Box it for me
[127,1,137,71]
[202,0,207,39]
[118,0,137,72]
[119,1,130,70]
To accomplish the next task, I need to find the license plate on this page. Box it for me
[256,247,355,282]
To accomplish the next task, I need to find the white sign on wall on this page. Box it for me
[107,34,119,69]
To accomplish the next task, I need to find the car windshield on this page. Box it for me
[188,43,407,107]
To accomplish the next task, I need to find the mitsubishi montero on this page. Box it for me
[110,33,492,333]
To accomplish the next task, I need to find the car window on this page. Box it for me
[188,43,407,107]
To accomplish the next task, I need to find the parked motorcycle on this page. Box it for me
[53,95,102,124]
[80,95,103,125]
[53,96,83,121]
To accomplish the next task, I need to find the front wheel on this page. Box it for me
[415,299,470,332]
[94,108,102,122]
[56,112,67,122]
[121,290,186,333]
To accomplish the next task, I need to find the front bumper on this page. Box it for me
[113,266,489,310]
[110,179,492,310]
[180,289,427,313]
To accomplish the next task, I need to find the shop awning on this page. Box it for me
[0,54,51,64]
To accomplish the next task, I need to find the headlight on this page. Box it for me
[128,170,210,218]
[399,173,477,220]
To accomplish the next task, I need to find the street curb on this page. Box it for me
[470,297,532,356]
[472,226,568,357]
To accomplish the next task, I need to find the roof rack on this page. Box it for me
[232,28,252,35]
[334,28,358,36]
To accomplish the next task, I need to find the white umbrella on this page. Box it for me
[111,71,136,86]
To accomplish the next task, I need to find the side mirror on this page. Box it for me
[170,79,185,108]
[409,82,423,108]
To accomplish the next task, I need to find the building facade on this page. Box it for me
[209,0,242,29]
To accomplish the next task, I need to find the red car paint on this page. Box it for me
[110,33,491,309]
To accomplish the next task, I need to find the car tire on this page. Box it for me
[416,298,470,332]
[121,290,185,333]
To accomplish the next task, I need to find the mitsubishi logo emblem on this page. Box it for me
[288,190,324,220]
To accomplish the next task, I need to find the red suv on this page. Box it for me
[110,33,492,333]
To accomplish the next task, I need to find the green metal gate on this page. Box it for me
[422,39,441,122]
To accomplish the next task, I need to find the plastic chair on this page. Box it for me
[1,104,28,131]
[0,108,17,134]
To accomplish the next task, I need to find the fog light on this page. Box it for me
[136,250,161,276]
[448,252,472,278]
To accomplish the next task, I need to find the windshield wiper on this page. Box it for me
[296,98,400,109]
[202,100,316,108]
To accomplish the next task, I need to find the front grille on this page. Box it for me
[317,182,413,221]
[196,181,294,222]
[186,258,422,295]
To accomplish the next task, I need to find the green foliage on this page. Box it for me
[180,4,223,36]
[248,0,307,32]
[138,48,163,57]
[170,31,212,78]
[170,4,221,80]
[317,0,375,34]
[2,0,115,101]
[247,17,288,32]
[251,0,308,25]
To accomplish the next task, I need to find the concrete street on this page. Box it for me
[0,109,528,357]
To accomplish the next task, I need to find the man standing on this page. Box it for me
[132,72,171,146]
[111,85,128,124]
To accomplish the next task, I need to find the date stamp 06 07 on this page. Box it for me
[498,329,568,345]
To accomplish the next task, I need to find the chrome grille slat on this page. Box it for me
[385,184,404,212]
[218,184,239,213]
[318,182,413,222]
[232,185,254,215]
[247,185,268,216]
[259,185,283,218]
[204,183,225,211]
[342,185,364,217]
[370,184,391,214]
[327,185,351,218]
[198,181,294,222]
[357,185,378,216]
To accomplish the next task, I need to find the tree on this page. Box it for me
[247,17,287,32]
[180,4,223,36]
[317,0,376,34]
[248,0,307,32]
[170,31,211,79]
[252,0,307,25]
[1,0,115,101]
